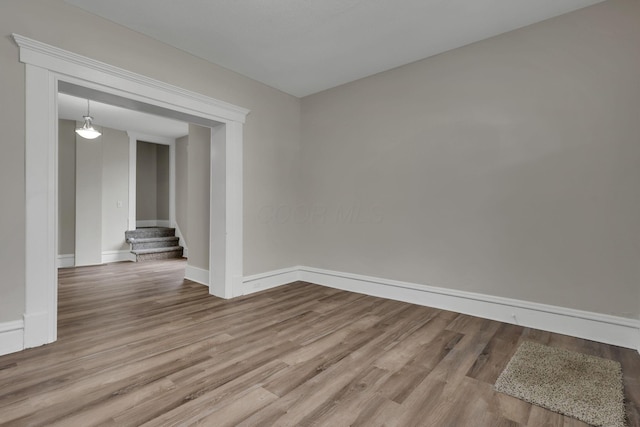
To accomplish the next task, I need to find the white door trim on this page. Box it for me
[14,33,248,349]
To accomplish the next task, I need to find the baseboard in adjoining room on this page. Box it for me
[58,251,135,268]
[102,250,136,264]
[185,265,209,286]
[57,254,75,268]
[0,320,24,356]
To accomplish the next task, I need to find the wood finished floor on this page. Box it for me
[0,259,638,427]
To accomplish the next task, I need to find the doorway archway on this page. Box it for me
[14,34,248,349]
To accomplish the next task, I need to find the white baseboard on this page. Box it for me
[23,311,50,349]
[61,251,137,266]
[102,250,135,264]
[291,266,640,351]
[136,220,171,228]
[185,265,209,286]
[239,267,300,297]
[0,320,24,356]
[57,254,75,268]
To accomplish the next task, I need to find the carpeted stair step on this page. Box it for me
[131,246,184,261]
[125,227,176,243]
[129,236,180,250]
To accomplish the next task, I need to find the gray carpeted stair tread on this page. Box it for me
[128,236,179,243]
[126,227,183,261]
[131,246,183,255]
[125,227,176,242]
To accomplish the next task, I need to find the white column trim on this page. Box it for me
[24,64,58,347]
[169,142,176,228]
[209,122,243,299]
[127,133,137,231]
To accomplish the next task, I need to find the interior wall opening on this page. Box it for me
[17,33,248,350]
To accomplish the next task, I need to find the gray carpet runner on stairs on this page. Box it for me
[125,227,184,261]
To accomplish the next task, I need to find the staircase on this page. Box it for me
[125,227,184,262]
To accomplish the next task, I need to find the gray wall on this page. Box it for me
[136,141,170,223]
[0,0,302,322]
[75,124,103,266]
[58,119,131,260]
[186,124,211,270]
[299,0,640,319]
[58,119,76,255]
[156,144,169,221]
[101,127,130,252]
[136,141,158,222]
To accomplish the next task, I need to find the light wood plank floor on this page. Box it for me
[0,259,638,426]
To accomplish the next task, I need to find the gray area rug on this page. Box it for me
[494,341,625,427]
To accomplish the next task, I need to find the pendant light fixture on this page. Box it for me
[75,99,102,140]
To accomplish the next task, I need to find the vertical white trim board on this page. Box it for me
[127,133,137,231]
[239,267,300,297]
[0,320,24,356]
[297,266,640,351]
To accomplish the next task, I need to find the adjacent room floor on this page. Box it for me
[0,259,638,426]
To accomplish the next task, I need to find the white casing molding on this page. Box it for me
[24,62,58,349]
[57,254,75,268]
[127,132,137,231]
[14,33,248,352]
[296,266,640,351]
[0,321,25,356]
[185,265,210,286]
[209,121,244,299]
[239,267,301,297]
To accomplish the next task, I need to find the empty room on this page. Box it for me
[0,0,639,426]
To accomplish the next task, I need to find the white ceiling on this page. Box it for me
[58,93,189,139]
[64,0,603,97]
